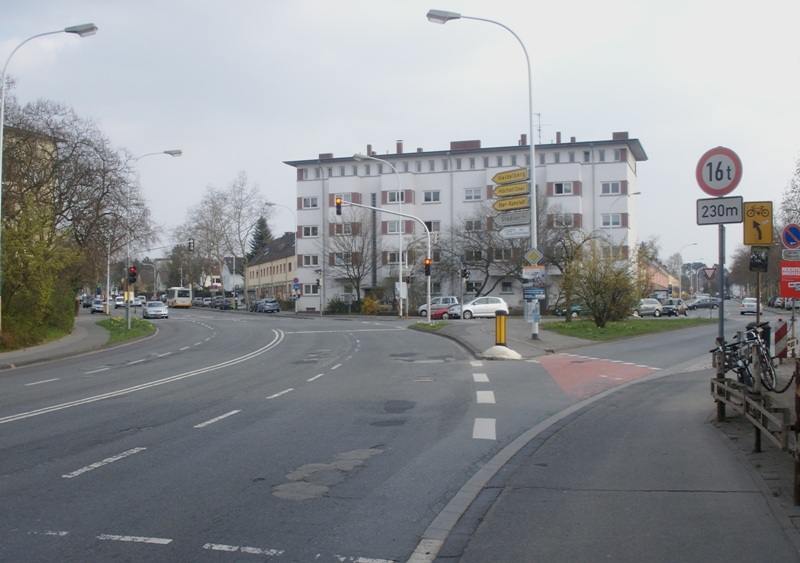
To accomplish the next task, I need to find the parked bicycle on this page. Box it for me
[709,322,779,391]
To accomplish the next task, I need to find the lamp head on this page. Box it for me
[353,153,367,161]
[426,9,461,24]
[65,23,98,37]
[164,150,182,157]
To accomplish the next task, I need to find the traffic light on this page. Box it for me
[315,278,321,288]
[424,258,431,277]
[127,266,138,284]
[335,197,342,215]
[464,269,470,280]
[188,238,195,251]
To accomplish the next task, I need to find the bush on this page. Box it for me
[360,296,379,314]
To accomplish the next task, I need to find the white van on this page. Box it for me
[418,296,459,317]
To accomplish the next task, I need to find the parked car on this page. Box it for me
[114,296,125,309]
[142,300,169,319]
[687,296,721,310]
[446,303,462,319]
[458,296,509,319]
[81,295,94,308]
[740,297,759,315]
[660,298,687,317]
[554,303,587,317]
[203,297,212,307]
[136,295,147,307]
[91,298,105,314]
[418,296,459,317]
[775,297,785,308]
[256,298,281,313]
[635,298,663,317]
[192,297,204,306]
[211,296,225,308]
[785,298,797,310]
[430,307,451,320]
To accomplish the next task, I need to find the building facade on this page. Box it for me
[245,231,296,302]
[285,132,647,313]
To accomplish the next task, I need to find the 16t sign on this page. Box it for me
[696,146,743,197]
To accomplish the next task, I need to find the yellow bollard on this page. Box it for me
[495,310,507,347]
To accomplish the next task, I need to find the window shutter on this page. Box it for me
[546,182,554,196]
[573,213,582,228]
[621,180,628,195]
[621,213,629,228]
[573,180,582,196]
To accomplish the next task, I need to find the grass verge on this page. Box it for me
[541,316,716,341]
[97,316,155,344]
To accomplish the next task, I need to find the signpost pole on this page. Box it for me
[718,224,725,340]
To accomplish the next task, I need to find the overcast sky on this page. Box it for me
[2,0,799,268]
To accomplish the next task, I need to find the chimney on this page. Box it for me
[520,133,527,146]
[612,131,629,140]
[366,144,373,156]
[556,131,561,143]
[417,147,423,153]
[396,140,404,154]
[318,153,333,160]
[570,137,576,143]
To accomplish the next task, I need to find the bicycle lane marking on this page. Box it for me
[535,354,660,400]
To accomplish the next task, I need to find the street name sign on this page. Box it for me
[499,225,530,239]
[492,168,528,185]
[696,146,743,197]
[493,195,529,212]
[494,209,530,227]
[696,196,743,225]
[493,182,530,198]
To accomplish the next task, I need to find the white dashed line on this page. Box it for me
[476,390,496,404]
[266,389,294,399]
[470,360,483,367]
[331,363,342,370]
[25,378,60,386]
[180,346,190,351]
[157,352,172,358]
[307,373,324,382]
[472,373,489,383]
[203,543,284,556]
[62,447,147,479]
[98,534,172,545]
[126,359,146,365]
[194,410,241,428]
[473,418,496,440]
[85,367,110,374]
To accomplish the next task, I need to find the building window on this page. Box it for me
[583,151,591,162]
[554,182,573,195]
[315,168,321,179]
[497,156,503,167]
[388,191,405,203]
[424,220,441,234]
[352,164,358,175]
[469,157,476,169]
[339,165,345,176]
[303,283,319,295]
[416,161,422,172]
[388,251,401,264]
[466,280,482,293]
[465,219,483,231]
[569,151,575,163]
[303,255,319,267]
[387,220,404,234]
[365,164,371,176]
[464,188,482,201]
[614,149,622,161]
[302,226,319,237]
[601,182,621,195]
[378,163,383,174]
[539,153,546,165]
[334,223,352,235]
[501,281,513,293]
[428,160,435,172]
[423,190,440,203]
[442,159,449,171]
[602,213,622,227]
[511,155,517,166]
[598,150,606,162]
[455,158,462,170]
[302,197,319,209]
[432,281,442,294]
[525,153,530,166]
[335,252,352,266]
[494,247,514,261]
[335,193,352,203]
[483,157,490,168]
[300,169,308,180]
[602,246,623,259]
[554,152,561,163]
[465,249,483,262]
[403,162,409,173]
[554,213,574,227]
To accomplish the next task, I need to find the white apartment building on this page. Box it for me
[284,131,647,313]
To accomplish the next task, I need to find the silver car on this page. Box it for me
[142,301,169,319]
[636,298,663,317]
[459,296,509,319]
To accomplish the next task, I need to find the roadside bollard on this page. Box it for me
[495,310,507,347]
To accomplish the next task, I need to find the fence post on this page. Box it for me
[715,337,726,422]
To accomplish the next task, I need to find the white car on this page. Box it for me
[142,301,169,319]
[114,296,125,309]
[740,297,759,315]
[458,296,509,319]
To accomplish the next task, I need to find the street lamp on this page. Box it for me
[353,152,408,319]
[0,23,98,333]
[678,242,697,299]
[427,9,540,338]
[265,201,298,314]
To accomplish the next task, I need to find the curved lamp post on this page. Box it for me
[0,23,98,333]
[427,9,540,337]
[606,191,641,246]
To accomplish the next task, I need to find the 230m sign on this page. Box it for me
[696,196,743,225]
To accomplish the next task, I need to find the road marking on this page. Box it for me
[126,359,146,365]
[0,331,284,425]
[98,534,172,545]
[307,373,324,382]
[85,367,110,374]
[470,360,483,367]
[331,363,342,370]
[180,346,190,351]
[267,388,293,399]
[473,373,489,383]
[157,352,172,357]
[25,378,60,386]
[203,543,284,556]
[62,447,146,479]
[473,418,496,440]
[476,390,496,404]
[194,410,241,428]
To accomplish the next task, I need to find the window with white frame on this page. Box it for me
[303,283,319,295]
[583,151,591,162]
[416,161,422,172]
[465,188,482,201]
[365,164,371,175]
[442,159,449,171]
[469,157,476,169]
[614,149,622,161]
[569,151,575,163]
[601,181,621,195]
[554,182,573,195]
[335,193,352,203]
[424,220,441,234]
[403,162,409,173]
[302,226,319,237]
[602,213,622,227]
[455,158,462,170]
[302,196,319,209]
[493,247,514,261]
[302,255,319,267]
[465,249,483,262]
[554,152,561,163]
[388,250,401,264]
[352,164,358,175]
[315,168,321,179]
[598,150,606,162]
[483,157,490,168]
[334,223,352,236]
[428,160,435,172]
[387,220,404,234]
[511,155,517,166]
[339,165,345,176]
[432,281,442,294]
[602,245,623,259]
[334,252,352,266]
[423,190,440,203]
[496,156,503,167]
[388,191,405,203]
[554,213,574,227]
[501,281,513,293]
[539,153,546,165]
[466,280,482,293]
[465,219,483,231]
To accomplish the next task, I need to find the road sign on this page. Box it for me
[782,223,800,249]
[493,182,530,198]
[780,261,800,296]
[696,196,743,225]
[492,195,529,212]
[743,201,773,245]
[494,209,530,227]
[702,267,717,280]
[492,168,528,185]
[783,249,800,261]
[499,225,530,239]
[696,146,743,197]
[522,265,545,286]
[524,247,543,265]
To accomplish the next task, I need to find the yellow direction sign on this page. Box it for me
[492,168,528,185]
[492,196,529,212]
[743,201,773,246]
[493,182,530,198]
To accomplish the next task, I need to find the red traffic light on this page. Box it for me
[127,266,138,283]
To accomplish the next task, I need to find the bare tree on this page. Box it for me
[326,206,380,303]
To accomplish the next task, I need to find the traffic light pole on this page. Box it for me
[339,201,431,324]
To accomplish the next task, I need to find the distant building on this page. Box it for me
[285,132,647,313]
[245,231,296,301]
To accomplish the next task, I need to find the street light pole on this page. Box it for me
[0,23,98,333]
[353,153,406,319]
[678,242,697,299]
[427,9,539,338]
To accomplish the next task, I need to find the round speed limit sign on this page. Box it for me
[696,146,742,197]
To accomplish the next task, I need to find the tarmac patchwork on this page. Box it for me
[536,353,660,399]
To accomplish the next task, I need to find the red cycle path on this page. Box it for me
[536,353,660,400]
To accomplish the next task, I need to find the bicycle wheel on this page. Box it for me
[757,347,777,390]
